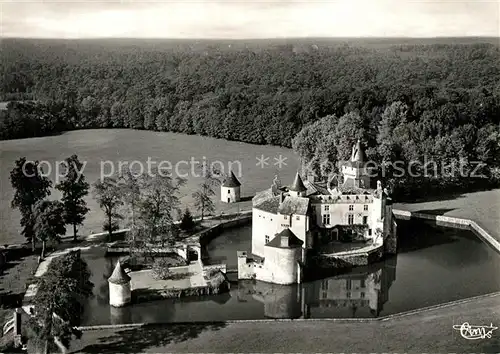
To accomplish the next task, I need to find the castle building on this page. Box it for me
[108,260,131,307]
[238,140,397,285]
[221,170,241,203]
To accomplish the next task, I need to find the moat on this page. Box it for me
[79,219,500,325]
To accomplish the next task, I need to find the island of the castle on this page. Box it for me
[238,140,398,284]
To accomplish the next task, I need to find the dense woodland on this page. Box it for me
[1,38,499,199]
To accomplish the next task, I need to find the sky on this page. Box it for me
[0,0,499,39]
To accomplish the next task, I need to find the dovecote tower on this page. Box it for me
[108,260,131,307]
[221,170,241,203]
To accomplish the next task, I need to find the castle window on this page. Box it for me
[324,205,329,211]
[321,279,329,290]
[363,216,368,224]
[360,279,365,288]
[346,292,351,299]
[349,205,354,211]
[296,216,300,220]
[228,190,230,194]
[265,235,270,244]
[348,214,354,225]
[322,214,330,225]
[365,196,369,200]
[322,291,327,299]
[360,292,365,299]
[311,205,316,212]
[368,229,372,236]
[283,215,287,219]
[364,205,368,211]
[346,280,352,290]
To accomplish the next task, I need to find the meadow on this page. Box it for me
[1,128,499,245]
[0,129,300,244]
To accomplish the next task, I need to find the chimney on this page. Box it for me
[280,236,289,247]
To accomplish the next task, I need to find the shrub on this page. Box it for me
[151,258,172,280]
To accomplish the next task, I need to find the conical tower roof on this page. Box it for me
[351,139,367,162]
[222,171,241,187]
[289,172,307,193]
[108,260,131,285]
[266,228,304,248]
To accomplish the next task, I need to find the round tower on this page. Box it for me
[221,170,241,203]
[264,229,304,284]
[108,260,131,307]
[288,173,307,197]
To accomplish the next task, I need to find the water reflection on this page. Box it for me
[110,305,132,325]
[79,220,500,325]
[237,257,397,319]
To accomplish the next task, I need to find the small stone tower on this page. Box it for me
[288,173,307,197]
[221,170,241,203]
[108,260,131,307]
[341,139,371,188]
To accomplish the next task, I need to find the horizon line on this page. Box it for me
[2,35,500,41]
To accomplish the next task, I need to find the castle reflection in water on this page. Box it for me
[236,256,397,319]
[103,256,397,324]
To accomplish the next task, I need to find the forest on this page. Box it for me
[1,38,499,199]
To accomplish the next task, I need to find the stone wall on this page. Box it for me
[311,242,384,269]
[384,219,398,255]
[133,281,230,302]
[202,264,227,277]
[392,209,500,253]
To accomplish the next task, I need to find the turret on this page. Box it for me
[221,170,241,203]
[108,260,131,307]
[288,173,307,197]
[342,139,371,188]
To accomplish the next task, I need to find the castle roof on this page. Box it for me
[254,195,281,214]
[278,196,309,215]
[108,260,131,285]
[266,228,304,249]
[289,173,307,193]
[351,139,367,163]
[222,171,241,188]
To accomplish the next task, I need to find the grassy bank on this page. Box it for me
[0,249,38,325]
[70,293,500,353]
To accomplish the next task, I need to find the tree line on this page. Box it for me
[0,40,499,146]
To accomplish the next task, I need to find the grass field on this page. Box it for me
[0,129,300,245]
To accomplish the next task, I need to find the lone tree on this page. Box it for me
[93,177,123,242]
[33,200,66,259]
[10,158,52,252]
[55,155,90,242]
[192,162,220,221]
[118,166,141,228]
[27,250,93,354]
[133,169,185,258]
[179,208,195,231]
